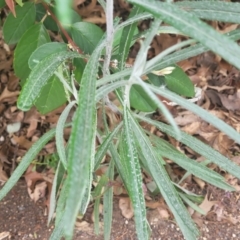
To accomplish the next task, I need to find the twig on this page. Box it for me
[41,2,84,55]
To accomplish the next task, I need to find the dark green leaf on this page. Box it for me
[164,65,195,97]
[34,75,67,114]
[14,23,50,81]
[17,51,83,111]
[0,0,5,8]
[116,6,142,69]
[3,2,36,44]
[130,84,157,112]
[70,22,104,54]
[36,4,58,31]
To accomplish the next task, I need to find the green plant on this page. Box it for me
[1,0,240,239]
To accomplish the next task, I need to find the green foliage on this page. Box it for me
[14,23,50,81]
[3,2,36,44]
[1,1,240,240]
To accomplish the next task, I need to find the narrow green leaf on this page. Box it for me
[94,123,122,170]
[48,161,61,224]
[92,175,108,234]
[164,65,194,97]
[17,51,83,112]
[179,192,206,215]
[103,160,114,240]
[136,115,240,179]
[146,29,240,74]
[95,80,127,102]
[56,101,76,169]
[117,6,142,69]
[28,42,68,70]
[70,22,104,54]
[149,85,240,144]
[129,0,240,70]
[150,135,234,191]
[0,127,57,201]
[130,84,157,112]
[62,40,105,238]
[98,29,240,87]
[3,2,36,44]
[176,1,240,23]
[50,179,68,240]
[128,112,199,240]
[120,107,149,240]
[13,23,50,81]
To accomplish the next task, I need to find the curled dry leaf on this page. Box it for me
[28,181,47,202]
[0,87,19,104]
[11,135,33,150]
[218,90,240,111]
[198,193,218,215]
[119,197,134,219]
[0,161,8,183]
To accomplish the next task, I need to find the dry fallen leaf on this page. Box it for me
[198,193,218,214]
[119,197,134,219]
[28,181,47,202]
[0,161,8,183]
[0,231,10,240]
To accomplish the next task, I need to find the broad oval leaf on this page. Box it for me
[28,42,68,69]
[130,84,157,112]
[17,51,83,111]
[0,0,6,8]
[35,4,59,31]
[34,75,67,114]
[163,65,195,97]
[13,23,50,81]
[70,22,104,54]
[3,2,36,44]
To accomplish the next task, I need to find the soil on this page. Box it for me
[1,180,240,240]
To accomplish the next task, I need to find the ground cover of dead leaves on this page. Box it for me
[1,1,240,238]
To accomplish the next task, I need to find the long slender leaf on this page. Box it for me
[92,175,108,234]
[0,126,63,201]
[94,122,122,170]
[150,134,234,191]
[17,51,84,111]
[128,111,199,240]
[56,101,76,169]
[103,160,114,240]
[136,115,240,179]
[97,29,240,87]
[120,107,149,240]
[179,192,206,215]
[176,1,240,23]
[128,0,240,70]
[117,6,143,70]
[48,161,61,225]
[61,40,105,238]
[148,85,240,144]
